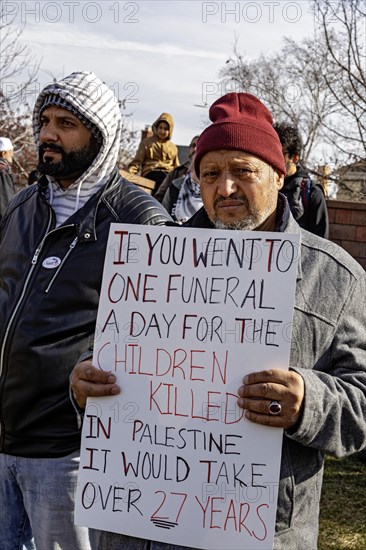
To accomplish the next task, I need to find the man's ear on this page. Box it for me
[275,171,284,190]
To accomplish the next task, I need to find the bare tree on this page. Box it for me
[0,3,41,185]
[117,112,139,168]
[110,93,138,168]
[312,0,366,160]
[0,4,139,184]
[220,0,365,166]
[220,37,338,165]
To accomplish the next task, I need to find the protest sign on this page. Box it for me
[75,223,299,549]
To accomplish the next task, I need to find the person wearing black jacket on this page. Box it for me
[0,72,171,550]
[274,123,329,239]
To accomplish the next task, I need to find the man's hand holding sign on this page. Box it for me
[71,361,120,408]
[237,369,304,428]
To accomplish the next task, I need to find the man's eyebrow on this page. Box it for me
[200,163,218,168]
[57,114,78,122]
[40,113,78,123]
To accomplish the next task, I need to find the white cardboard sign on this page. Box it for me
[75,223,299,550]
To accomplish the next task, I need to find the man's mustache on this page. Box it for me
[214,194,248,207]
[39,143,64,156]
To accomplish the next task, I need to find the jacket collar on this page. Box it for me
[38,167,121,242]
[278,193,303,281]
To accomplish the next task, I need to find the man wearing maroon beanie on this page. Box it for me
[72,93,365,550]
[184,93,365,549]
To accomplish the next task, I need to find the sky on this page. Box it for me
[5,0,320,146]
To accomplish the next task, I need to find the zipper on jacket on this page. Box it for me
[0,215,52,380]
[0,222,75,378]
[0,212,52,446]
[31,247,42,265]
[0,220,77,445]
[44,236,78,294]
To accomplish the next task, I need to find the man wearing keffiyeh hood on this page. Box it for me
[0,71,171,550]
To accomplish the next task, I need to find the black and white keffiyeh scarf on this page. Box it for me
[33,71,122,226]
[172,172,203,224]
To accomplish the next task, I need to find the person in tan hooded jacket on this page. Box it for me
[127,112,179,194]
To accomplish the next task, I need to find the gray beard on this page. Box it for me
[209,200,276,231]
[214,217,259,231]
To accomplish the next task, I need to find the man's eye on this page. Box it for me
[202,171,218,178]
[236,168,257,178]
[236,168,250,174]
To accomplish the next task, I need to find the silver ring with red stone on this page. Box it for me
[268,400,282,416]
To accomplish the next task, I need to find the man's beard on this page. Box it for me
[38,137,100,179]
[214,216,259,231]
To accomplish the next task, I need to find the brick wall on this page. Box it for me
[326,200,366,270]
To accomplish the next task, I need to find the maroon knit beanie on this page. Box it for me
[195,93,286,176]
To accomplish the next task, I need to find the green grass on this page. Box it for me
[318,454,366,549]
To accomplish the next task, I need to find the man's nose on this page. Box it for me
[217,171,237,196]
[40,122,58,142]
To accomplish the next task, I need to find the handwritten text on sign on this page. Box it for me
[75,224,299,549]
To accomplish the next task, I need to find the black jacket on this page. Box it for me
[0,158,15,222]
[0,169,171,458]
[154,162,188,202]
[283,166,329,239]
